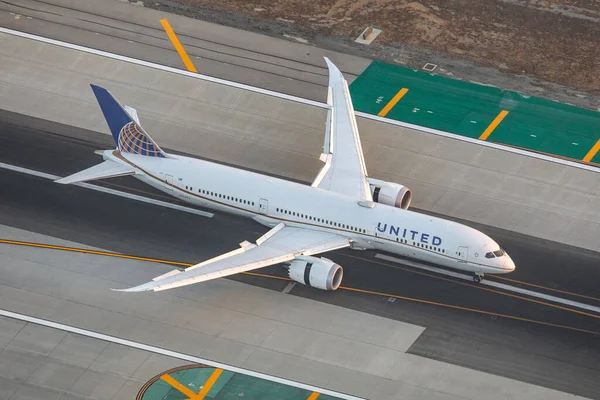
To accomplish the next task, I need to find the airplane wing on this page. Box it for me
[113,222,349,292]
[311,57,372,202]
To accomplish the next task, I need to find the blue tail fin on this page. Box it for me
[90,84,166,158]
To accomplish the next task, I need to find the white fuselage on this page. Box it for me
[107,150,515,276]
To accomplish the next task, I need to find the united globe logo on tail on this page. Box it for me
[118,122,165,157]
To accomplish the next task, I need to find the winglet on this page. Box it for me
[323,57,344,90]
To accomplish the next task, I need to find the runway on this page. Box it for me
[1,111,599,398]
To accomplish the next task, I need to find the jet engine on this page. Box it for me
[367,178,412,210]
[286,256,343,291]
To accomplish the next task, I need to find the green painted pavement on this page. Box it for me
[349,61,600,163]
[140,365,342,400]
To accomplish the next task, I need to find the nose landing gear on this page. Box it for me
[473,273,484,283]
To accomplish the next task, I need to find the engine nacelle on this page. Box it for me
[287,256,343,291]
[367,178,412,210]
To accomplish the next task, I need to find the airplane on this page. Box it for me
[56,57,515,292]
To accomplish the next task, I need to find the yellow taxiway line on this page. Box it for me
[160,18,197,73]
[160,368,222,399]
[1,239,598,335]
[342,285,599,335]
[492,274,600,303]
[583,139,600,163]
[196,368,223,399]
[161,374,199,399]
[342,252,600,320]
[479,110,509,141]
[378,88,409,117]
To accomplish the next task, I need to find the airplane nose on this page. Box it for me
[503,254,516,272]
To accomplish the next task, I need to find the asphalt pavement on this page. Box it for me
[1,111,599,398]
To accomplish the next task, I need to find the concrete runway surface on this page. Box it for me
[0,0,370,101]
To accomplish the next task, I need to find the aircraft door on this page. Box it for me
[165,174,174,190]
[457,246,468,262]
[259,198,268,215]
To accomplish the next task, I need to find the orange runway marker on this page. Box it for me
[160,18,197,73]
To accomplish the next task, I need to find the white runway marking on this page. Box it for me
[0,308,361,400]
[375,254,600,315]
[282,282,297,294]
[1,27,597,174]
[0,162,213,218]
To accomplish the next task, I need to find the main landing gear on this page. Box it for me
[473,273,484,283]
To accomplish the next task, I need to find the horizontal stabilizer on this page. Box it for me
[124,105,140,125]
[55,159,136,185]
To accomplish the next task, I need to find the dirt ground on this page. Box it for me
[146,0,600,107]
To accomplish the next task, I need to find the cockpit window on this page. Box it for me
[486,249,505,258]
